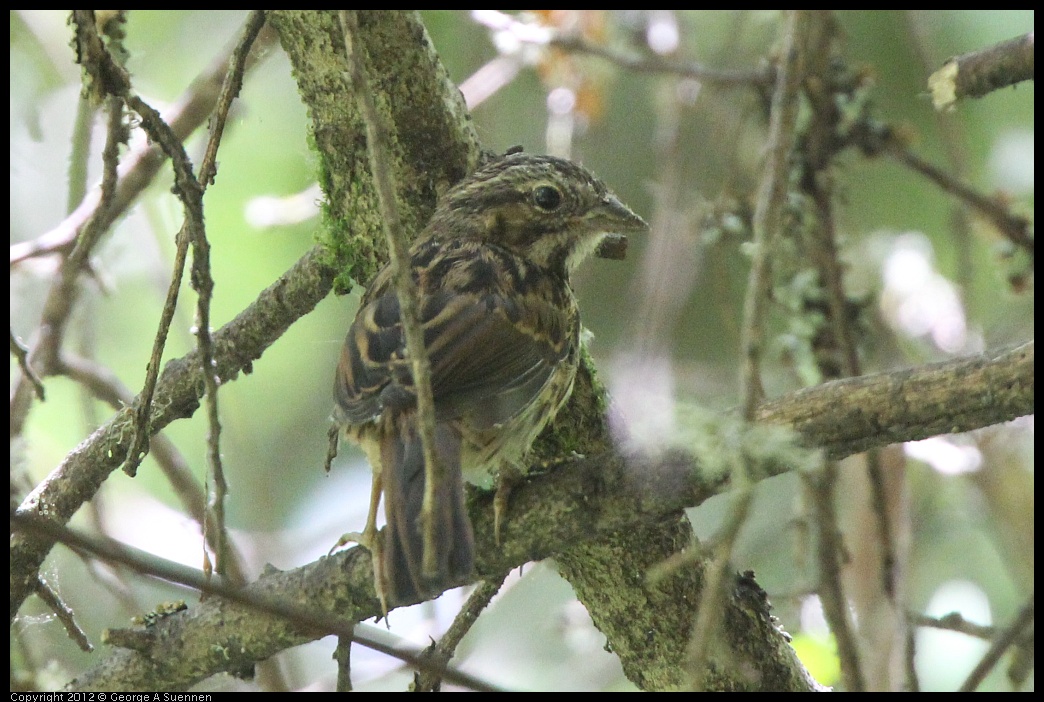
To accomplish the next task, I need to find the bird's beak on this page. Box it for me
[594,194,648,261]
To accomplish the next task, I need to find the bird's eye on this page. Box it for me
[533,185,562,211]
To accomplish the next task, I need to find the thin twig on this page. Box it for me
[809,185,898,607]
[334,632,354,692]
[804,463,866,691]
[338,10,444,580]
[689,8,805,690]
[33,576,93,652]
[65,93,96,215]
[738,10,805,419]
[9,16,276,268]
[958,592,1034,692]
[54,352,250,588]
[68,11,208,480]
[124,225,189,477]
[884,137,1033,263]
[911,611,995,640]
[119,93,206,479]
[414,576,508,691]
[198,10,267,188]
[191,7,266,581]
[800,18,902,656]
[904,616,921,692]
[324,423,341,475]
[685,478,755,689]
[9,89,126,439]
[10,329,45,401]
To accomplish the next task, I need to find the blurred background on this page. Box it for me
[10,10,1033,691]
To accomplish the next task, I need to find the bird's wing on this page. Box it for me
[334,266,573,429]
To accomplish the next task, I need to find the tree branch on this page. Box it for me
[929,31,1034,110]
[755,341,1032,459]
[55,340,1031,690]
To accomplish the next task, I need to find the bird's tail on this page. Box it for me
[381,420,475,605]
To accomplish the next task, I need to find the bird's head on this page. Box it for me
[424,152,647,276]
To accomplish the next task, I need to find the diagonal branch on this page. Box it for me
[10,246,337,620]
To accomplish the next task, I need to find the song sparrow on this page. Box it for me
[334,150,646,607]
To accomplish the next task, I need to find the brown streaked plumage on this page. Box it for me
[334,151,647,607]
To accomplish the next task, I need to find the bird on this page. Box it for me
[333,150,647,609]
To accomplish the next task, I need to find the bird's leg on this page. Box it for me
[493,462,525,546]
[331,464,388,616]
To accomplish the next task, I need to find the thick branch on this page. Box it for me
[269,10,481,289]
[755,341,1033,459]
